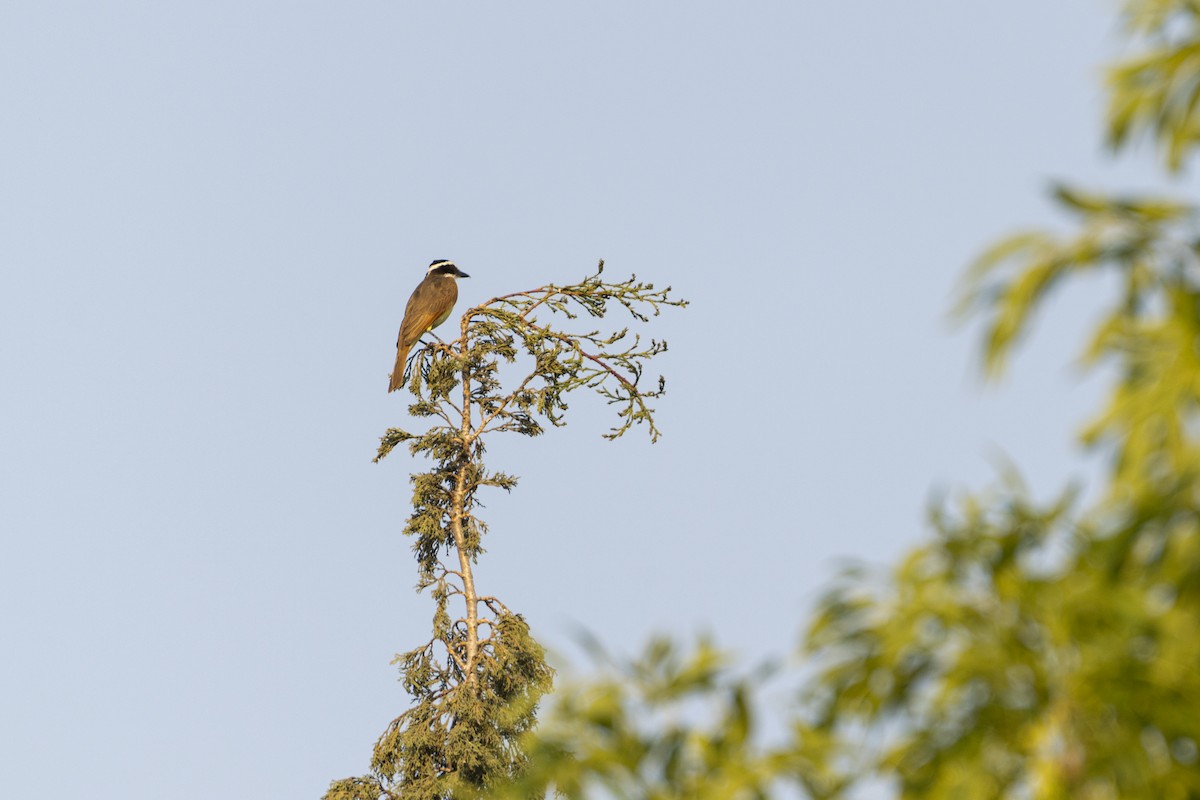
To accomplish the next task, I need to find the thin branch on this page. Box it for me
[522,318,639,391]
[473,368,543,441]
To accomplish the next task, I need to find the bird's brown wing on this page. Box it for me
[389,278,459,392]
[398,278,458,349]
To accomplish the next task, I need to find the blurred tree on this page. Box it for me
[324,264,685,800]
[500,636,847,800]
[503,2,1200,799]
[803,1,1200,796]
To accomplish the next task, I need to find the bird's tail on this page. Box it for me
[388,344,410,393]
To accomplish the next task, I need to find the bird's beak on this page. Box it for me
[458,270,471,278]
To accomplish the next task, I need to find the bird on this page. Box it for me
[388,259,471,392]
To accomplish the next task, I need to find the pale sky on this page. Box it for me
[0,2,1186,797]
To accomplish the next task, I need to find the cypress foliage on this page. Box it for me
[325,262,687,800]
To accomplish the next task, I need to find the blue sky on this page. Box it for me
[0,2,1187,797]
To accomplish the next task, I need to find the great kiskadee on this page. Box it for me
[388,259,471,392]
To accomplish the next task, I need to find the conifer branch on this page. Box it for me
[328,262,684,800]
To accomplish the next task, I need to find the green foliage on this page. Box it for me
[803,477,1200,798]
[954,183,1200,503]
[489,2,1200,799]
[497,637,845,800]
[325,263,685,800]
[800,0,1200,794]
[1108,0,1200,171]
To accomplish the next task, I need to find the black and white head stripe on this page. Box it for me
[426,259,469,278]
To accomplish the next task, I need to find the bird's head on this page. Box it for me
[428,259,470,279]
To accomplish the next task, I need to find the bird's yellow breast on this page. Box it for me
[429,307,453,330]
